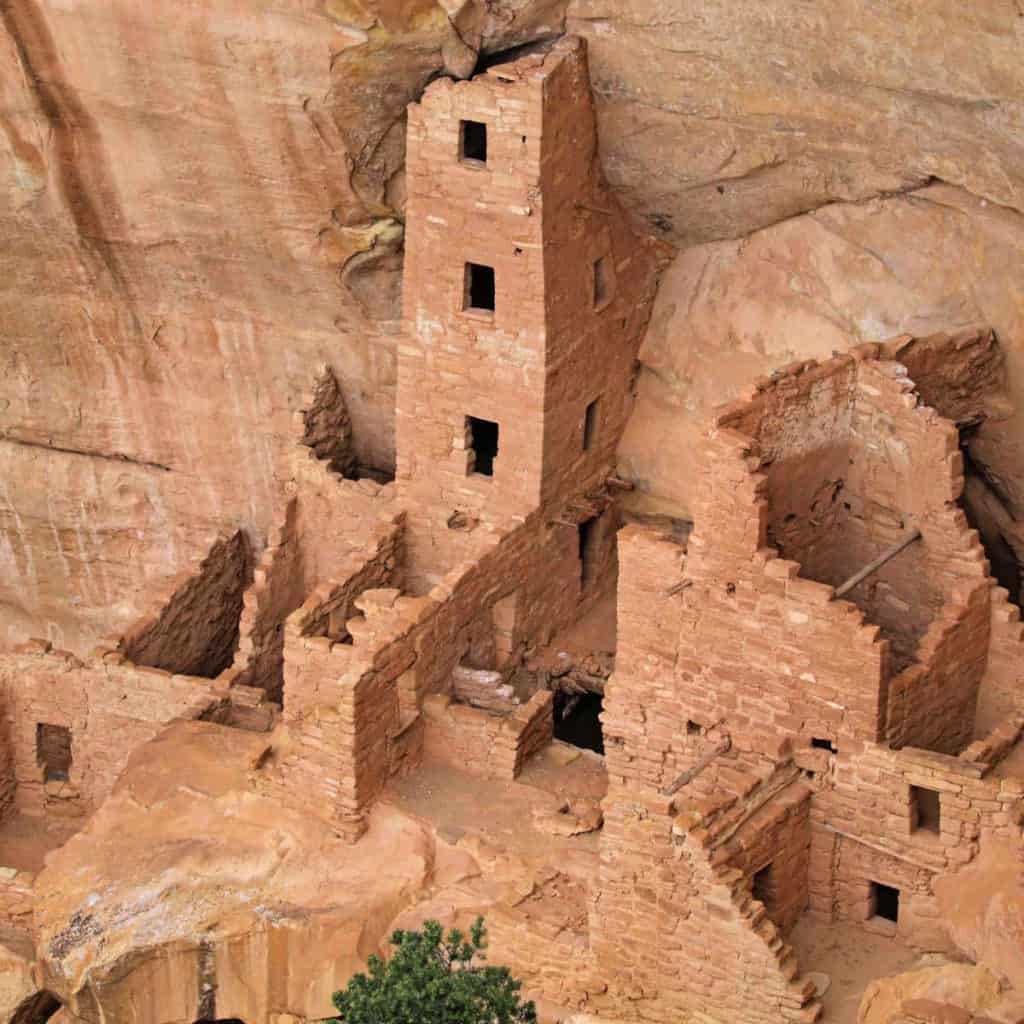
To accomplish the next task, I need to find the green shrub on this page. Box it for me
[330,917,537,1024]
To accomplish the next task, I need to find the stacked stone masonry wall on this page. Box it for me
[596,342,1024,1020]
[422,690,553,780]
[269,507,586,838]
[0,867,34,924]
[290,445,398,594]
[397,38,669,586]
[0,643,221,819]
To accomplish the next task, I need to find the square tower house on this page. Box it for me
[397,39,630,574]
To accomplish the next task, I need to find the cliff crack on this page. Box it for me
[0,436,172,472]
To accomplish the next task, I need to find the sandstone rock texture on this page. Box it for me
[934,839,1024,992]
[567,1,1024,247]
[858,962,1004,1024]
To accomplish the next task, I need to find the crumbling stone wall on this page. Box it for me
[224,497,306,702]
[119,530,253,679]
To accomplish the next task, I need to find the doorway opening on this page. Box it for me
[553,692,604,754]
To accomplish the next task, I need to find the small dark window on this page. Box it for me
[686,720,701,736]
[811,737,837,754]
[593,255,611,306]
[36,723,71,783]
[460,120,487,163]
[752,863,775,907]
[911,785,941,834]
[467,416,499,477]
[464,263,495,313]
[578,516,600,589]
[583,397,600,451]
[871,881,899,923]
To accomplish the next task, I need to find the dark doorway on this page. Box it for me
[464,263,495,312]
[870,881,899,923]
[460,120,488,163]
[553,692,604,754]
[467,416,499,476]
[36,723,71,783]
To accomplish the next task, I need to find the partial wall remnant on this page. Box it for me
[300,365,359,479]
[119,531,253,679]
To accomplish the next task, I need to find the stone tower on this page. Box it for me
[397,38,648,584]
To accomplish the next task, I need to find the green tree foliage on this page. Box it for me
[331,917,537,1024]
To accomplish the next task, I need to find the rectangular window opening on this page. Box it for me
[811,737,837,754]
[593,255,611,307]
[467,416,499,477]
[583,397,600,451]
[460,119,488,164]
[578,516,600,590]
[911,785,941,835]
[36,723,72,783]
[870,881,900,923]
[464,262,495,313]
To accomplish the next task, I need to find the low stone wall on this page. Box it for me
[812,738,1024,944]
[960,714,1024,767]
[884,580,991,754]
[422,690,553,780]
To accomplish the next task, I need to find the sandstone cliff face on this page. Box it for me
[2,1,1024,649]
[619,186,1024,526]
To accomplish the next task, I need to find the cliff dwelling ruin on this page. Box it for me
[0,30,1023,1024]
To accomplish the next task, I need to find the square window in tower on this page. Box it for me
[467,416,499,477]
[464,263,496,314]
[911,785,941,834]
[460,120,488,164]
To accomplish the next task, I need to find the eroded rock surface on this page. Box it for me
[568,0,1024,247]
[34,721,473,1023]
[934,839,1024,992]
